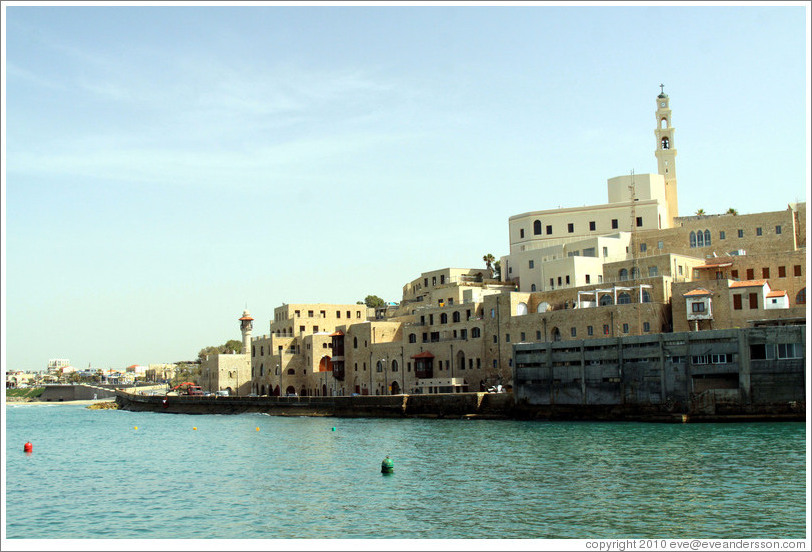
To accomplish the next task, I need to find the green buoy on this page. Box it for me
[332,427,336,431]
[381,455,394,474]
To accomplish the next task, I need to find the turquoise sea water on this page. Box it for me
[3,402,807,539]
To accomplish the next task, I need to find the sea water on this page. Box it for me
[3,402,806,539]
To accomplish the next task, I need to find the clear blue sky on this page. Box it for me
[3,3,809,372]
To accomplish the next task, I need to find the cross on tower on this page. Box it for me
[660,83,665,94]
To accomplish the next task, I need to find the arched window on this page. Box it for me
[353,337,358,348]
[533,220,542,235]
[408,333,417,343]
[440,313,448,324]
[697,230,705,247]
[551,327,561,342]
[600,294,613,306]
[472,327,481,338]
[660,118,667,129]
[631,267,640,280]
[516,302,528,315]
[531,284,536,291]
[661,137,670,149]
[391,360,398,373]
[642,290,651,303]
[704,230,711,246]
[618,292,631,304]
[287,368,295,375]
[619,268,628,281]
[690,231,697,248]
[452,311,460,323]
[376,361,383,372]
[260,363,264,377]
[797,288,806,304]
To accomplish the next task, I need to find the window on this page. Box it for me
[611,219,619,229]
[570,327,577,337]
[452,311,460,323]
[308,310,314,317]
[636,216,643,227]
[756,227,763,236]
[642,290,651,303]
[618,293,631,304]
[600,294,614,306]
[690,231,697,248]
[697,230,704,247]
[568,223,574,233]
[762,267,770,278]
[565,275,570,285]
[691,302,705,313]
[622,323,629,333]
[796,288,806,304]
[640,243,647,252]
[711,354,730,364]
[585,275,590,284]
[749,293,758,309]
[557,276,562,286]
[549,278,554,287]
[778,266,786,277]
[520,228,525,239]
[353,337,358,348]
[746,268,754,280]
[392,360,398,373]
[777,343,802,359]
[356,311,361,318]
[692,355,709,365]
[719,231,725,240]
[587,326,593,336]
[643,322,650,332]
[493,335,498,343]
[704,230,711,246]
[658,240,664,249]
[520,332,525,341]
[619,268,628,281]
[589,221,596,231]
[738,229,744,238]
[313,326,318,333]
[409,333,416,343]
[536,330,541,340]
[531,284,537,291]
[432,277,436,285]
[546,225,553,235]
[490,308,495,318]
[429,314,434,325]
[793,265,802,277]
[603,324,610,335]
[472,328,482,338]
[603,247,608,257]
[347,310,351,318]
[533,220,542,235]
[252,346,256,357]
[460,329,467,339]
[440,313,447,324]
[731,269,739,279]
[505,334,511,343]
[678,265,683,276]
[649,266,658,277]
[775,225,782,235]
[529,260,534,269]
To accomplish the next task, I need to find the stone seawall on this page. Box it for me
[116,391,515,419]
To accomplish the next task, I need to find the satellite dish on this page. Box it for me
[537,302,550,313]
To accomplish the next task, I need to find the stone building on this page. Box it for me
[199,310,252,395]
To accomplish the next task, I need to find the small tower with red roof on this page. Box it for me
[239,309,254,355]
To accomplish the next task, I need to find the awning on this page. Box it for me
[410,351,435,359]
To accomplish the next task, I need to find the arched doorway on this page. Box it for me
[319,356,332,372]
[300,386,307,396]
[391,381,400,395]
[457,350,466,372]
[273,385,280,396]
[285,386,296,396]
[322,384,327,396]
[551,327,562,341]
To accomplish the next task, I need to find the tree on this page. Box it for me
[483,253,495,271]
[695,209,706,216]
[171,362,201,386]
[223,339,243,354]
[363,295,386,309]
[726,208,738,216]
[493,260,501,280]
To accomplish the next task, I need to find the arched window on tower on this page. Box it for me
[661,137,670,149]
[533,220,542,235]
[660,118,668,129]
[690,231,697,248]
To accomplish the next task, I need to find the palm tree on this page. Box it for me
[695,208,706,216]
[483,253,495,271]
[726,208,738,216]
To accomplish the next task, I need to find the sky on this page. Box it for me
[2,2,809,372]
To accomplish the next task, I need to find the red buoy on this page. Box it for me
[24,442,33,453]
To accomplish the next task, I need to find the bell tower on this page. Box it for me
[654,84,678,225]
[239,309,254,355]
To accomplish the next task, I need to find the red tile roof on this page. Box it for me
[729,280,768,289]
[766,290,787,298]
[329,330,344,337]
[683,289,712,297]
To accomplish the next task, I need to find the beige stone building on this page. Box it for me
[199,310,253,395]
